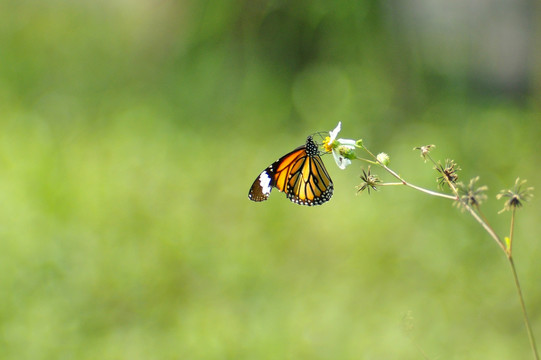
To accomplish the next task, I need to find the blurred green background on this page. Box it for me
[1,0,540,359]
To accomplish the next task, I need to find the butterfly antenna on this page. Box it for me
[309,131,330,156]
[310,131,328,143]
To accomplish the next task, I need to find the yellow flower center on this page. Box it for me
[322,136,333,152]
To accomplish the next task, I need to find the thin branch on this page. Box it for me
[358,143,537,359]
[509,207,516,255]
[509,257,539,360]
[358,148,456,200]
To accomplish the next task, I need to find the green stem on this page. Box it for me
[508,256,539,360]
[438,166,506,252]
[458,198,506,252]
[429,155,537,358]
[508,207,516,255]
[361,146,537,357]
[382,166,456,200]
[357,149,455,200]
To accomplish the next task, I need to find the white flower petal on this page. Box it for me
[337,138,356,147]
[329,121,342,142]
[341,157,352,169]
[332,149,351,170]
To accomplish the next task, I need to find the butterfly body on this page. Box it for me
[248,136,333,206]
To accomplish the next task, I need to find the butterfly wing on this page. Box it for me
[286,152,333,205]
[248,144,306,202]
[248,137,333,206]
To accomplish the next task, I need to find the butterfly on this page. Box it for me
[248,136,333,206]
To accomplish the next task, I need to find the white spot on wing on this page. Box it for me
[259,172,272,195]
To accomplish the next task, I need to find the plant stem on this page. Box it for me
[508,256,539,360]
[357,149,455,200]
[360,145,537,357]
[456,197,506,253]
[508,207,516,255]
[435,164,507,253]
[381,166,456,200]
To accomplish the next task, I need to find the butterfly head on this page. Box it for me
[306,133,330,157]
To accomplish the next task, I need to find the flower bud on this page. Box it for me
[377,152,390,166]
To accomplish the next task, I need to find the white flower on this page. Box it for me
[328,121,342,144]
[323,122,356,170]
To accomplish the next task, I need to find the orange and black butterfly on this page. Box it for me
[248,136,333,206]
